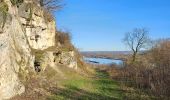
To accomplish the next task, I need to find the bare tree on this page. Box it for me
[123,28,150,62]
[40,0,63,12]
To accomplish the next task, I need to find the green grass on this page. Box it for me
[47,69,124,100]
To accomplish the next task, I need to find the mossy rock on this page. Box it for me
[10,0,24,7]
[18,3,33,21]
[0,2,8,12]
[35,51,45,65]
[35,51,45,62]
[18,67,31,83]
[0,2,8,28]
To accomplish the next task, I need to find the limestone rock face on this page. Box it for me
[58,51,78,69]
[54,51,77,69]
[18,2,56,50]
[38,50,78,72]
[0,0,50,99]
[0,5,33,100]
[0,0,78,99]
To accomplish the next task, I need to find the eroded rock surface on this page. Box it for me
[0,0,78,99]
[0,4,32,100]
[18,2,56,50]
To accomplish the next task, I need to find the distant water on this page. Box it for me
[84,57,123,65]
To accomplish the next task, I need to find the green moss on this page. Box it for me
[0,2,8,28]
[33,50,45,71]
[35,51,45,62]
[10,0,23,7]
[18,67,29,83]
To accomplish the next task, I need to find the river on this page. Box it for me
[84,57,123,65]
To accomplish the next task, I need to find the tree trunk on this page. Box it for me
[132,52,137,62]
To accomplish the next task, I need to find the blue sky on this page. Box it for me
[54,0,170,51]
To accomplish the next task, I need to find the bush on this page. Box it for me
[43,8,54,22]
[148,39,170,96]
[40,0,63,12]
[56,30,74,51]
[57,31,71,44]
[115,39,170,99]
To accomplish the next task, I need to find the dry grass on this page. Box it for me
[107,39,170,99]
[11,63,125,100]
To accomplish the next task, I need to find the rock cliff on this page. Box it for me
[0,0,78,99]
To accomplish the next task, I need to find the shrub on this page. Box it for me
[40,0,63,12]
[56,30,74,51]
[43,8,54,22]
[57,31,71,44]
[117,39,170,99]
[148,39,170,96]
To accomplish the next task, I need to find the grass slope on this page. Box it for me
[48,68,124,100]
